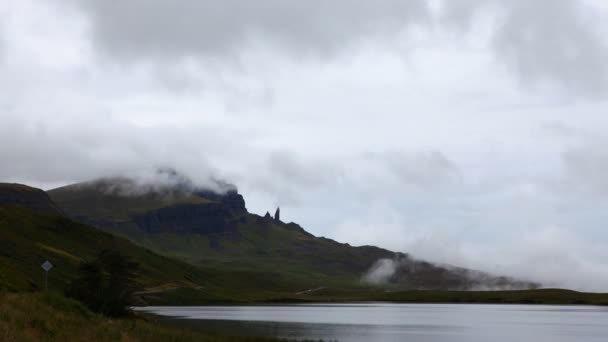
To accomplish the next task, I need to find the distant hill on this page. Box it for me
[0,183,64,215]
[48,175,539,291]
[48,177,394,287]
[0,183,215,300]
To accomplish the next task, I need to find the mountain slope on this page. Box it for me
[0,183,64,215]
[0,183,212,298]
[48,176,538,290]
[0,183,372,303]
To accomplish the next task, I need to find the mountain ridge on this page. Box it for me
[0,183,64,216]
[47,175,539,291]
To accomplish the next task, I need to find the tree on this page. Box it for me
[66,250,140,317]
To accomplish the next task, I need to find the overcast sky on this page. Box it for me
[2,0,608,290]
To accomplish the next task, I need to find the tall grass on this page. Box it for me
[0,292,300,342]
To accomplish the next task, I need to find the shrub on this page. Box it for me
[66,250,140,317]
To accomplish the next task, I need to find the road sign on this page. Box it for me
[41,260,53,291]
[41,260,53,272]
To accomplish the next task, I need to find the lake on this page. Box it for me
[135,303,608,341]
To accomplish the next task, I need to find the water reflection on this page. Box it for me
[135,303,608,342]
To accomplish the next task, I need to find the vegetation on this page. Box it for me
[268,287,608,306]
[0,203,339,304]
[49,179,465,289]
[66,251,141,317]
[48,177,537,291]
[48,178,211,221]
[4,183,608,308]
[0,205,209,294]
[0,292,300,342]
[3,181,608,342]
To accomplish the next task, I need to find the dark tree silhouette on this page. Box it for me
[66,250,140,317]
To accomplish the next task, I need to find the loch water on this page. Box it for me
[135,303,608,342]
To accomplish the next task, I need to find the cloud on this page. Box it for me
[470,225,608,291]
[365,150,462,189]
[0,113,226,189]
[2,0,608,292]
[441,0,608,96]
[337,214,608,291]
[362,258,398,285]
[0,28,4,64]
[0,5,9,65]
[72,0,430,62]
[64,0,608,96]
[560,137,608,199]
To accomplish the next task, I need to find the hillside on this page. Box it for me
[48,178,393,288]
[0,183,378,303]
[48,175,538,291]
[0,183,213,298]
[0,183,64,215]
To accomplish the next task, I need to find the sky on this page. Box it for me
[1,0,608,291]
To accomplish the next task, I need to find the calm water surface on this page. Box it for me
[135,303,608,341]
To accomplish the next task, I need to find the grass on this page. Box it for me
[264,287,608,305]
[3,290,608,342]
[48,180,395,288]
[3,199,608,307]
[48,179,541,292]
[0,205,214,295]
[7,182,608,342]
[0,204,359,305]
[0,292,308,342]
[48,179,211,221]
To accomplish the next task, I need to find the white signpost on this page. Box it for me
[41,260,53,291]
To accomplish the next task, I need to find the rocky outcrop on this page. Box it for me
[194,189,246,213]
[0,183,64,216]
[274,207,280,222]
[132,202,240,237]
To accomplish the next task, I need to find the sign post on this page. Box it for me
[41,260,53,291]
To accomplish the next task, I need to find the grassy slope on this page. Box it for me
[0,204,358,304]
[49,185,539,292]
[0,205,210,295]
[0,183,64,215]
[0,292,296,342]
[48,181,210,222]
[267,287,608,305]
[48,183,394,287]
[3,184,608,307]
[4,204,606,306]
[135,216,393,289]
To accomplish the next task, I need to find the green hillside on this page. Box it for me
[48,178,394,287]
[0,184,365,304]
[48,177,211,222]
[0,205,209,294]
[48,177,538,291]
[0,183,64,215]
[2,181,606,308]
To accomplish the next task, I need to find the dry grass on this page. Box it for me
[0,292,296,342]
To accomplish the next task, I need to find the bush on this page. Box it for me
[66,250,140,317]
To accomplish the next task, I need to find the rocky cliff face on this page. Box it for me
[48,175,247,238]
[45,174,540,290]
[132,202,239,237]
[193,189,246,213]
[0,183,64,216]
